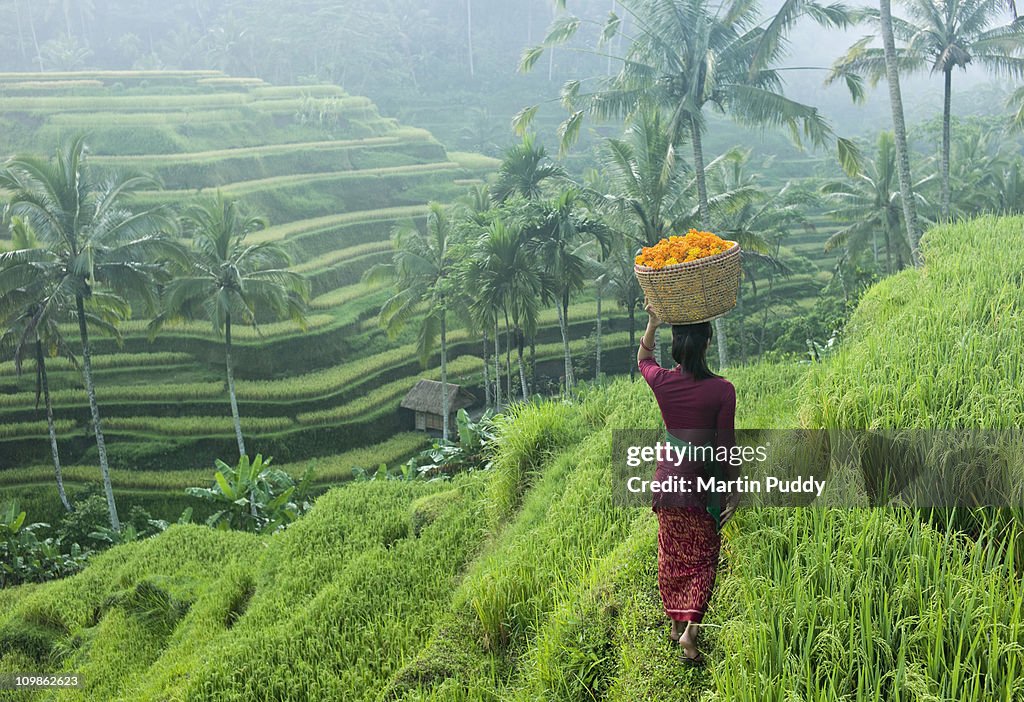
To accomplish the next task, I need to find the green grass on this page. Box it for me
[88,130,432,167]
[0,321,1021,702]
[800,215,1024,429]
[132,161,461,202]
[248,205,430,244]
[0,433,429,492]
[0,93,252,112]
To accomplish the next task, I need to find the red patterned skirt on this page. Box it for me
[656,506,720,623]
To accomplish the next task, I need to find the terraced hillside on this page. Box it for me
[0,71,512,474]
[0,216,1020,701]
[0,71,658,505]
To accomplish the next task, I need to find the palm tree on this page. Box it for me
[0,135,176,531]
[832,0,1024,221]
[710,151,807,361]
[602,240,645,380]
[151,194,308,458]
[466,220,543,401]
[0,217,74,511]
[521,0,856,366]
[594,111,693,366]
[492,134,566,204]
[823,135,914,276]
[364,203,458,440]
[594,111,758,365]
[880,0,925,264]
[521,188,611,393]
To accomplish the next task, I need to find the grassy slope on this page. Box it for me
[2,217,1022,701]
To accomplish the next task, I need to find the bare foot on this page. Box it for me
[678,624,705,666]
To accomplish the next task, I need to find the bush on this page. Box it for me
[186,454,313,534]
[0,500,89,588]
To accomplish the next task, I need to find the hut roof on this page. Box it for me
[400,379,475,415]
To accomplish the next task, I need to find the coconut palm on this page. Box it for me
[492,134,566,204]
[151,193,308,458]
[521,188,611,393]
[522,0,856,366]
[0,135,176,532]
[0,217,73,511]
[602,240,645,380]
[710,150,808,361]
[364,203,458,441]
[594,112,761,365]
[466,220,543,401]
[831,0,1024,221]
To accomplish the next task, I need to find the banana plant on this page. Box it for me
[187,454,308,534]
[1,500,87,586]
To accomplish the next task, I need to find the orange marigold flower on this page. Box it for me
[634,230,731,269]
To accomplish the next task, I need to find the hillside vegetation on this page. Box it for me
[0,216,1021,701]
[0,70,508,484]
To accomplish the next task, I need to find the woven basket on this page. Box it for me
[634,241,741,324]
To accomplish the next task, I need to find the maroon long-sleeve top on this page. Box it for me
[639,357,737,511]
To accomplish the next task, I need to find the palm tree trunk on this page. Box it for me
[37,340,71,512]
[76,294,119,532]
[504,309,513,401]
[440,309,449,442]
[25,0,43,71]
[13,0,27,64]
[690,114,729,368]
[482,330,492,410]
[494,321,502,408]
[529,337,537,394]
[607,0,616,75]
[595,285,602,383]
[517,328,528,400]
[941,68,952,222]
[737,280,746,364]
[467,0,475,78]
[628,304,637,381]
[558,289,575,391]
[224,315,246,459]
[691,114,712,229]
[879,0,922,265]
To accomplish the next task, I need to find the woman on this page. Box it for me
[637,302,738,666]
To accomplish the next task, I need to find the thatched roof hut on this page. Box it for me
[400,379,476,431]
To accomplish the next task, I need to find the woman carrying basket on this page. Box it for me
[637,302,739,666]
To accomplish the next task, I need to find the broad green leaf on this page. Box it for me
[214,470,234,499]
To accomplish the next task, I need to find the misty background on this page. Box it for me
[0,0,1016,168]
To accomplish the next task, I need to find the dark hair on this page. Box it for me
[671,323,720,380]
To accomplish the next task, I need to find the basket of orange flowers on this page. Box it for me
[633,229,741,324]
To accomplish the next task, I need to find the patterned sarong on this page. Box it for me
[656,505,720,623]
[657,431,722,623]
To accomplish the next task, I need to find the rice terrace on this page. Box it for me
[1,0,1024,700]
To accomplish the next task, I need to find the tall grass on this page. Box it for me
[800,216,1024,429]
[708,508,1024,701]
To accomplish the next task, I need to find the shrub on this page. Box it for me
[0,500,89,588]
[186,454,313,534]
